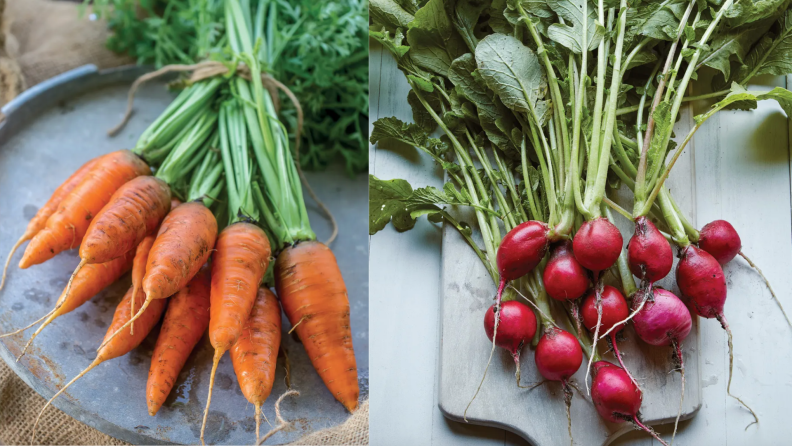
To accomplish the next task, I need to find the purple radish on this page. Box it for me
[543,241,590,302]
[535,327,583,443]
[632,288,692,442]
[628,217,673,284]
[483,301,537,385]
[573,217,623,273]
[591,361,669,446]
[699,220,741,265]
[676,245,758,427]
[580,286,638,388]
[632,288,692,348]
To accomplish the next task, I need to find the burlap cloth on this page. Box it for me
[0,1,369,444]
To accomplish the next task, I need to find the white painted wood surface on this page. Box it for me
[370,41,792,445]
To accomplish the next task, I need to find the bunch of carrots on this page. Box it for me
[0,0,359,444]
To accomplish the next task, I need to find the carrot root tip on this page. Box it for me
[1,236,28,293]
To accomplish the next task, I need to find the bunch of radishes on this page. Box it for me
[369,0,792,442]
[483,210,754,443]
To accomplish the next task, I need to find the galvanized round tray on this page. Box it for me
[0,65,369,445]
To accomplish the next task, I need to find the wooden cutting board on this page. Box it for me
[437,106,701,446]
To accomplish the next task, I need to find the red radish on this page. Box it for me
[483,301,537,385]
[543,241,590,301]
[698,220,789,330]
[572,217,623,273]
[535,327,582,443]
[699,220,740,265]
[632,288,692,443]
[676,245,758,427]
[495,221,550,305]
[535,327,582,382]
[627,217,673,284]
[581,286,637,388]
[676,245,726,319]
[591,361,669,446]
[465,221,549,421]
[581,286,630,335]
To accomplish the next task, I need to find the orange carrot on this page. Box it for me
[1,155,103,292]
[79,175,171,264]
[147,266,211,416]
[200,222,271,445]
[130,234,157,336]
[98,201,217,350]
[19,150,150,269]
[230,287,282,443]
[132,198,179,333]
[32,283,167,442]
[2,249,136,358]
[275,241,358,412]
[145,202,217,301]
[63,176,170,312]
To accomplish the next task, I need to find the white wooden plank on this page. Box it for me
[369,43,510,446]
[667,74,792,446]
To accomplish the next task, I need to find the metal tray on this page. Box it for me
[0,65,368,445]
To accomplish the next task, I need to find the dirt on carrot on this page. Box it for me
[275,241,359,413]
[147,266,211,416]
[230,287,282,443]
[19,150,150,269]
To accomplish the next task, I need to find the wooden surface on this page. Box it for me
[370,41,792,445]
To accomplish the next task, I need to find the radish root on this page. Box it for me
[256,389,300,445]
[584,281,603,395]
[671,340,685,446]
[509,285,557,328]
[464,300,500,421]
[569,300,583,338]
[632,416,669,446]
[738,251,791,331]
[716,313,758,430]
[513,350,523,387]
[518,380,549,391]
[599,289,649,341]
[608,332,640,391]
[562,380,574,446]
